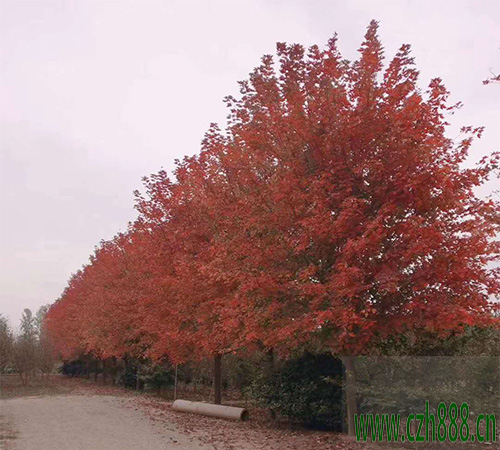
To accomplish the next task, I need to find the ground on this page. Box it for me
[0,375,410,450]
[2,395,194,450]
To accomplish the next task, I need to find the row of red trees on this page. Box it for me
[46,21,499,384]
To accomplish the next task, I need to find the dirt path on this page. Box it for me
[0,376,361,450]
[1,395,206,450]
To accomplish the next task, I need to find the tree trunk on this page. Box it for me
[265,348,274,373]
[343,356,358,436]
[213,354,222,405]
[265,348,276,420]
[94,360,99,382]
[102,359,107,384]
[111,357,117,385]
[174,364,178,401]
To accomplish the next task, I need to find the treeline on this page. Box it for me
[0,308,54,384]
[44,22,499,428]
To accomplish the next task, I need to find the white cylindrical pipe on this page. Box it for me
[172,399,249,421]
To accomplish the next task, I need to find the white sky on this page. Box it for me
[1,0,499,329]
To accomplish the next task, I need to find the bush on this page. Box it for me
[251,352,343,430]
[139,363,174,391]
[224,354,259,394]
[60,360,84,377]
[119,362,140,389]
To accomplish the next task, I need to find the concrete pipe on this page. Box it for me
[172,399,249,421]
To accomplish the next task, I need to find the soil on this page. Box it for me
[0,375,381,450]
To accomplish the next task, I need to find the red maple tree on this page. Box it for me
[47,21,499,371]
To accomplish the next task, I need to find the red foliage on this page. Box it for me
[46,21,500,362]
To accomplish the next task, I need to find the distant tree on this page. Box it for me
[19,308,36,341]
[0,315,14,372]
[13,309,38,385]
[35,305,50,337]
[36,305,55,376]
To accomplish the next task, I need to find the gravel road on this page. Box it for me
[1,395,207,450]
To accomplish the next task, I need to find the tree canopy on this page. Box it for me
[46,21,499,364]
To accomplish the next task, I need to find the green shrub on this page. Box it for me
[119,363,139,389]
[60,360,84,377]
[140,363,174,391]
[251,352,343,430]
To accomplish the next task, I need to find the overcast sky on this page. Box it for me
[1,0,499,329]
